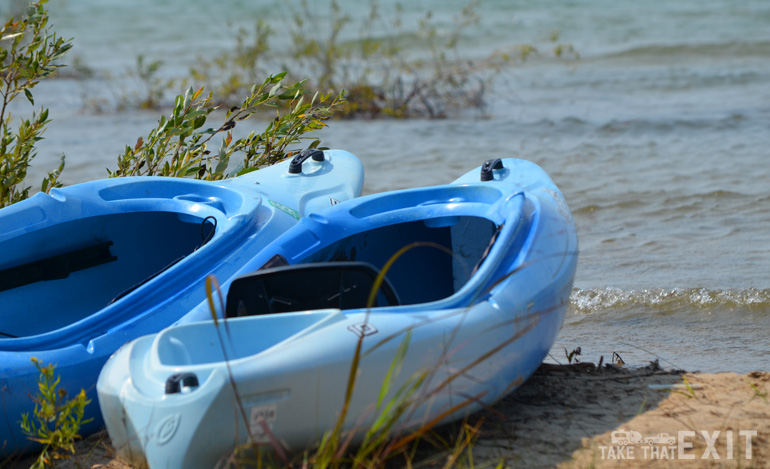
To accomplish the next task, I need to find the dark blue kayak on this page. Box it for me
[0,150,363,456]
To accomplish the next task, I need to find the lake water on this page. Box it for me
[13,0,770,372]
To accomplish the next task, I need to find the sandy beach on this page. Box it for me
[7,362,768,468]
[471,363,770,468]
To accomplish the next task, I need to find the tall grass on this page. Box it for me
[205,239,569,468]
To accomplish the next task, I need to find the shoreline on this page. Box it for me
[8,363,769,468]
[470,363,769,468]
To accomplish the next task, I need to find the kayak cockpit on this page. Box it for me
[0,212,216,339]
[226,215,503,318]
[302,215,500,305]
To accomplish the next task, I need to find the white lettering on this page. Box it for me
[603,429,758,461]
[740,430,757,459]
[678,431,696,460]
[604,446,634,459]
[701,431,720,459]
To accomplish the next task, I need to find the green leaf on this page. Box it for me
[24,89,34,105]
[268,82,282,98]
[185,166,203,177]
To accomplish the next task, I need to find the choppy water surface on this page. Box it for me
[18,0,770,372]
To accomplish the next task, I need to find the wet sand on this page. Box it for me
[7,363,769,468]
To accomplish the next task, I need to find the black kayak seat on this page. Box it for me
[225,262,400,318]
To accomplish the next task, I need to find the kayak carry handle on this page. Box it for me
[480,158,504,181]
[165,372,199,394]
[288,149,325,174]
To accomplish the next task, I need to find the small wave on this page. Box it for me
[572,198,647,215]
[600,40,770,61]
[595,114,755,135]
[659,190,750,207]
[571,287,770,314]
[517,117,590,132]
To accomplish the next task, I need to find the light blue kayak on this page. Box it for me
[0,150,363,456]
[97,158,578,468]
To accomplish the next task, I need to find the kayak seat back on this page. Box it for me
[225,262,400,318]
[0,241,117,294]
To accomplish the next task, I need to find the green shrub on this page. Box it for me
[108,73,345,180]
[1,1,345,208]
[0,0,70,208]
[186,0,578,119]
[20,358,92,469]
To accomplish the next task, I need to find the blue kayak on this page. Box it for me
[0,150,363,456]
[98,158,578,468]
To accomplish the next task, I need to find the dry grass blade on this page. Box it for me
[320,241,456,462]
[364,250,575,463]
[442,419,484,469]
[387,390,486,454]
[257,419,292,468]
[205,275,263,465]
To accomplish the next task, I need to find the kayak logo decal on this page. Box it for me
[154,413,181,445]
[348,322,378,338]
[249,404,278,442]
[329,197,340,206]
[268,200,300,220]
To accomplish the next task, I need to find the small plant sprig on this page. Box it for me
[119,54,175,110]
[189,20,273,106]
[20,358,92,469]
[108,72,345,180]
[289,0,351,91]
[0,0,71,208]
[748,380,768,403]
